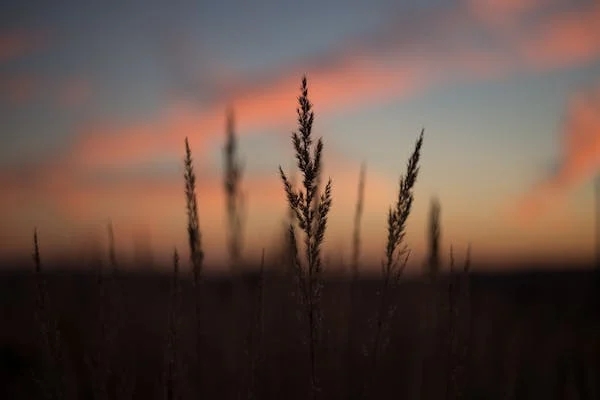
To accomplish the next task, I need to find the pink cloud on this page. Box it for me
[517,3,600,69]
[68,120,172,167]
[63,60,427,171]
[557,87,600,183]
[514,82,600,222]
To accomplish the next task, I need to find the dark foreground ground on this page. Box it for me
[1,260,599,400]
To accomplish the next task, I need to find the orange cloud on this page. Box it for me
[513,181,561,224]
[559,91,600,180]
[63,59,426,171]
[515,82,600,222]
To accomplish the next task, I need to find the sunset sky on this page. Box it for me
[1,0,599,272]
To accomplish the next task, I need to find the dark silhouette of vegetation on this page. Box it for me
[427,197,441,278]
[279,75,333,400]
[164,248,181,400]
[446,244,472,400]
[32,229,65,400]
[107,220,117,274]
[367,129,423,399]
[347,162,366,399]
[352,162,366,279]
[183,136,204,389]
[184,137,204,282]
[223,107,245,271]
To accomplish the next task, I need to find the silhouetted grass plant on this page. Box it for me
[366,129,423,399]
[246,248,266,400]
[426,196,441,279]
[31,229,66,400]
[351,162,366,280]
[107,220,117,275]
[223,107,245,271]
[445,244,472,400]
[84,225,121,400]
[164,248,182,400]
[346,162,366,399]
[279,75,333,400]
[103,220,137,399]
[223,107,250,395]
[183,137,205,389]
[414,196,443,399]
[184,137,204,284]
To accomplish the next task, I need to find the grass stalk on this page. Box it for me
[32,228,65,400]
[223,107,247,387]
[426,196,441,279]
[224,107,245,271]
[351,162,366,279]
[367,130,423,398]
[104,220,137,399]
[247,248,266,400]
[164,248,181,400]
[446,244,472,400]
[183,137,205,387]
[279,75,333,400]
[107,220,117,275]
[347,162,366,399]
[86,245,112,400]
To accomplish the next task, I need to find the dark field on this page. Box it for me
[1,261,599,399]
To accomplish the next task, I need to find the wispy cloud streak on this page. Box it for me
[515,82,600,222]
